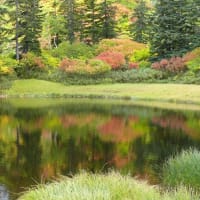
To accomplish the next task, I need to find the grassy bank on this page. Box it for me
[4,79,200,104]
[18,172,198,200]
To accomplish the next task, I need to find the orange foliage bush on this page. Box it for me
[59,58,77,72]
[97,39,146,58]
[151,57,187,73]
[96,51,126,70]
[59,58,111,75]
[183,48,200,62]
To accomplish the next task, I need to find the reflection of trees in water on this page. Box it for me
[19,128,42,178]
[1,101,200,195]
[51,126,116,175]
[131,120,200,183]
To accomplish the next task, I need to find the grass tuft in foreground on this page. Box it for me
[19,172,199,200]
[163,149,200,189]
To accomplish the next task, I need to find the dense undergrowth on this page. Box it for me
[1,40,200,89]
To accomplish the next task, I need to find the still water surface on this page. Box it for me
[0,99,200,199]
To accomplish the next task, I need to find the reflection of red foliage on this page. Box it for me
[60,116,78,128]
[152,115,200,140]
[113,155,129,168]
[99,116,141,142]
[41,130,52,140]
[152,116,186,130]
[60,114,96,128]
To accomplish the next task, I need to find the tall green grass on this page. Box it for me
[163,149,200,189]
[19,172,199,200]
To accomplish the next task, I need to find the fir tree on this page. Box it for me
[130,0,149,43]
[6,0,43,57]
[61,0,76,44]
[99,0,116,39]
[19,0,43,53]
[150,0,200,59]
[0,4,8,51]
[83,0,102,44]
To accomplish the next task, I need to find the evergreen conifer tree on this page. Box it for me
[99,0,116,39]
[151,0,200,59]
[61,0,76,44]
[130,0,149,43]
[6,0,43,57]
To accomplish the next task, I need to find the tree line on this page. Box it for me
[0,0,200,60]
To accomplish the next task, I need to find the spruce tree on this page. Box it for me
[99,0,116,39]
[151,0,200,59]
[0,4,7,51]
[6,0,43,57]
[130,0,149,43]
[61,0,76,44]
[19,0,43,53]
[83,0,102,44]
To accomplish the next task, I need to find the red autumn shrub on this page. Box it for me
[129,62,139,69]
[151,57,187,73]
[96,51,126,70]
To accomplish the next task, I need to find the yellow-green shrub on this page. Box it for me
[183,48,200,71]
[42,50,60,68]
[97,39,146,58]
[130,48,150,62]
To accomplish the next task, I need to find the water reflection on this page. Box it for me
[0,100,200,199]
[0,185,9,200]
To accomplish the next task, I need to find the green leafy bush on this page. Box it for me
[41,50,60,68]
[130,48,150,62]
[163,149,200,189]
[0,61,16,92]
[88,59,111,75]
[51,42,95,60]
[139,60,151,68]
[107,68,165,83]
[186,57,200,71]
[172,71,200,84]
[0,56,18,69]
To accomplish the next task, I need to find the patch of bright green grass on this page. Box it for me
[6,79,200,105]
[18,172,199,200]
[163,149,200,189]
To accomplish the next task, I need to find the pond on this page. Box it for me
[0,98,200,199]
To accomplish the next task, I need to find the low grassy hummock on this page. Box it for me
[5,79,200,104]
[19,172,199,200]
[163,149,200,189]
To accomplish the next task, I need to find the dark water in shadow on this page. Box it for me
[0,99,200,199]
